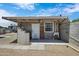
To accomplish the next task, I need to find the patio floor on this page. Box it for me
[31,39,66,43]
[0,45,79,56]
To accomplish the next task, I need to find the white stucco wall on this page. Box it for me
[17,27,30,45]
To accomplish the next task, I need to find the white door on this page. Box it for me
[32,24,40,39]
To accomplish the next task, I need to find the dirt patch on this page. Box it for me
[0,33,17,44]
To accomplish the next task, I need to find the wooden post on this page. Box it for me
[40,19,44,39]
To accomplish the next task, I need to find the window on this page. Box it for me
[45,23,52,31]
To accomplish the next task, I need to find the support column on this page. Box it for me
[53,21,55,32]
[40,20,44,39]
[54,21,56,32]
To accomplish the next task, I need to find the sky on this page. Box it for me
[0,3,79,27]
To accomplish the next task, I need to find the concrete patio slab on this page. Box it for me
[0,45,79,56]
[0,43,45,50]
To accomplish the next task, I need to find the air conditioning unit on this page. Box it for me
[53,32,59,39]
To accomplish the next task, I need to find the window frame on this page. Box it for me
[44,22,54,33]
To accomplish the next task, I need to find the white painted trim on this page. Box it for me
[56,23,58,32]
[54,22,59,32]
[32,43,68,45]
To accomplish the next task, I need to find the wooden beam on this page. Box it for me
[17,20,40,23]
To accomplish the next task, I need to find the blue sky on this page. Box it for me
[0,3,79,27]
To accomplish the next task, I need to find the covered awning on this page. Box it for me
[2,16,69,23]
